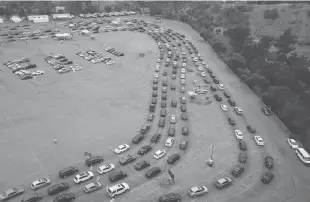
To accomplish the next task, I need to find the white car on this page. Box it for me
[154,73,159,78]
[235,130,243,140]
[205,64,209,69]
[181,79,186,85]
[157,59,161,63]
[168,51,172,55]
[73,171,94,184]
[201,72,206,77]
[188,185,208,197]
[217,84,225,90]
[221,104,228,111]
[114,144,130,154]
[106,183,130,198]
[234,107,243,115]
[254,136,264,146]
[182,63,187,67]
[198,66,203,71]
[173,61,177,66]
[156,63,160,68]
[154,149,166,159]
[182,52,186,55]
[181,68,186,73]
[201,61,206,65]
[181,74,186,79]
[165,58,170,62]
[106,60,115,65]
[287,138,299,149]
[40,36,49,39]
[165,137,175,147]
[191,54,195,58]
[170,114,176,124]
[97,164,115,174]
[155,67,160,72]
[30,178,51,190]
[193,57,198,62]
[195,62,199,66]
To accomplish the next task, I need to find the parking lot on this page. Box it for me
[1,15,310,202]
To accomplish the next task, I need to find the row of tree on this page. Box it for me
[146,2,310,150]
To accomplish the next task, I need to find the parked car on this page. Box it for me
[231,165,244,177]
[0,187,25,201]
[47,183,70,196]
[58,166,79,178]
[114,144,130,154]
[167,154,180,164]
[261,107,272,116]
[261,171,274,184]
[119,155,136,165]
[179,140,188,150]
[31,178,51,190]
[106,183,129,198]
[151,133,161,143]
[85,156,104,167]
[145,167,162,178]
[108,171,128,183]
[138,145,152,155]
[97,164,115,175]
[84,182,102,194]
[265,156,274,169]
[168,127,176,137]
[239,152,248,163]
[52,193,75,202]
[215,177,232,189]
[21,193,43,202]
[188,186,208,197]
[132,134,144,144]
[247,125,256,133]
[239,141,247,151]
[73,172,94,184]
[158,193,182,202]
[134,160,151,171]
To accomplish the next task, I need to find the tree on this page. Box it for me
[66,2,83,15]
[225,25,250,51]
[226,53,246,70]
[104,5,112,13]
[263,8,279,20]
[277,28,297,53]
[212,41,227,54]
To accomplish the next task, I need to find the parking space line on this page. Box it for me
[136,188,160,201]
[164,186,182,195]
[202,157,227,173]
[236,178,260,197]
[131,178,158,193]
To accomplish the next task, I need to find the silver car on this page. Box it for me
[84,182,102,193]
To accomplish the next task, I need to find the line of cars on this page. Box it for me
[44,54,82,74]
[76,50,115,65]
[79,11,136,19]
[105,47,124,57]
[3,58,44,80]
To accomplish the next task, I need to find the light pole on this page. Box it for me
[207,144,215,167]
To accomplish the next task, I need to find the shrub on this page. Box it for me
[212,41,227,54]
[308,10,310,18]
[264,8,279,20]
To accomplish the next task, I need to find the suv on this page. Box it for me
[48,183,70,196]
[264,156,274,169]
[215,177,232,189]
[106,183,130,198]
[239,140,247,151]
[141,124,151,134]
[138,145,152,155]
[151,98,157,104]
[171,100,177,107]
[145,167,162,178]
[181,104,187,112]
[168,128,175,137]
[58,166,78,178]
[108,171,128,183]
[132,134,144,144]
[158,118,165,127]
[231,165,244,177]
[134,160,151,171]
[223,91,231,98]
[247,125,256,133]
[228,99,236,106]
[182,127,189,135]
[239,152,247,163]
[151,133,161,143]
[85,156,104,167]
[261,171,274,184]
[228,117,236,126]
[160,109,166,117]
[149,103,156,112]
[179,140,188,150]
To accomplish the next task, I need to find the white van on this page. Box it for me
[106,183,129,198]
[296,148,310,165]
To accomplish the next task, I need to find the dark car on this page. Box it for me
[239,140,247,151]
[167,154,180,164]
[181,112,188,120]
[21,193,43,202]
[48,183,70,196]
[162,80,168,86]
[214,94,222,101]
[132,134,144,144]
[264,156,274,169]
[108,171,127,182]
[213,78,220,84]
[134,160,151,171]
[247,125,256,133]
[228,99,236,106]
[204,79,211,84]
[223,91,231,98]
[171,84,176,90]
[53,193,75,202]
[231,165,244,177]
[181,104,187,112]
[210,85,216,91]
[261,171,274,184]
[160,109,166,117]
[85,156,104,167]
[162,93,167,100]
[151,98,157,104]
[261,107,272,116]
[145,167,162,178]
[171,100,177,108]
[210,74,216,79]
[158,193,182,202]
[153,84,158,90]
[168,128,175,137]
[149,103,156,112]
[138,145,152,155]
[158,118,165,127]
[151,133,161,143]
[153,78,158,84]
[119,154,136,165]
[179,140,188,150]
[58,166,79,178]
[228,117,236,126]
[161,101,167,108]
[152,90,158,97]
[141,124,151,134]
[172,69,177,74]
[239,152,247,163]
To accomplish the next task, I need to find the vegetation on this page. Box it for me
[144,1,310,150]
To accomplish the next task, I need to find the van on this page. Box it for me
[106,183,130,198]
[296,148,310,165]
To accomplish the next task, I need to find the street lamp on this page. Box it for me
[207,144,215,167]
